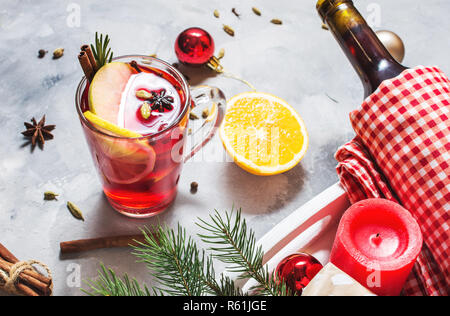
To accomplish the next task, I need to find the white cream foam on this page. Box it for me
[118,72,181,135]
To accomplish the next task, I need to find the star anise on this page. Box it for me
[149,89,174,113]
[22,115,55,149]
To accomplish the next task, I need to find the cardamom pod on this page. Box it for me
[202,108,210,119]
[214,10,220,18]
[189,112,199,120]
[136,90,153,100]
[44,191,59,201]
[67,201,85,221]
[53,48,64,59]
[252,7,262,16]
[223,25,235,37]
[140,102,152,120]
[271,19,283,25]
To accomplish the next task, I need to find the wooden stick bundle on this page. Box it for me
[0,243,52,296]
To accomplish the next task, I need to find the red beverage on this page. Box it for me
[76,56,224,218]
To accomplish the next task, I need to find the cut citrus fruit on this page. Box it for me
[84,110,142,138]
[220,92,308,176]
[84,111,156,184]
[97,140,156,185]
[88,62,134,124]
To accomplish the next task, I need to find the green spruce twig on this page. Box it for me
[83,209,291,296]
[132,225,206,296]
[90,32,114,69]
[197,209,291,296]
[203,255,246,296]
[82,264,153,296]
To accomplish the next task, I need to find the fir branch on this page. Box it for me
[197,209,290,296]
[132,225,207,296]
[90,32,114,69]
[203,255,245,296]
[82,209,291,297]
[83,264,153,296]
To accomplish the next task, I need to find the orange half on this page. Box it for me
[220,92,308,176]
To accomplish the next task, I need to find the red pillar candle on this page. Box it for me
[330,199,423,296]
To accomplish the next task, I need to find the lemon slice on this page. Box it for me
[97,141,156,185]
[220,92,308,176]
[84,111,142,138]
[84,111,156,184]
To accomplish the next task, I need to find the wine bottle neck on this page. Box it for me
[318,1,407,97]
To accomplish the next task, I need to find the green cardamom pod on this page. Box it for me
[189,112,199,120]
[202,108,210,119]
[67,201,85,221]
[53,48,64,59]
[223,25,235,37]
[271,19,283,25]
[140,102,152,120]
[136,90,153,100]
[252,7,262,16]
[44,191,59,201]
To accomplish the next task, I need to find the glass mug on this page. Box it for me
[75,55,225,218]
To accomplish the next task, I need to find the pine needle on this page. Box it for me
[90,32,114,69]
[82,264,153,296]
[197,209,292,296]
[132,225,207,296]
[83,209,292,296]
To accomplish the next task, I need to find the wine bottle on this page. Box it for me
[317,0,408,98]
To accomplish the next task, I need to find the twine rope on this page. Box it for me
[0,260,53,295]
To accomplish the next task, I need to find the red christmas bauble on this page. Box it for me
[275,253,323,296]
[175,27,215,66]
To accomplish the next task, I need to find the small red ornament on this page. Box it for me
[275,253,323,296]
[175,27,215,66]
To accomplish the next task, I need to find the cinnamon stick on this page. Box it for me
[0,243,51,286]
[0,258,51,296]
[0,259,52,287]
[81,44,98,72]
[0,249,40,296]
[0,243,19,263]
[15,282,40,297]
[0,243,52,296]
[78,51,94,83]
[60,234,153,254]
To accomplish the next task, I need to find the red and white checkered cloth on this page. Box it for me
[335,66,450,296]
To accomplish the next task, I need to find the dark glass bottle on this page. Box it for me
[317,0,408,98]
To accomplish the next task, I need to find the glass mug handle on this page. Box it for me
[183,85,226,162]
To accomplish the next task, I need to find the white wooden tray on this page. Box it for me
[242,182,350,292]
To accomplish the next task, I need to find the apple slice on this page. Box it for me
[88,62,134,124]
